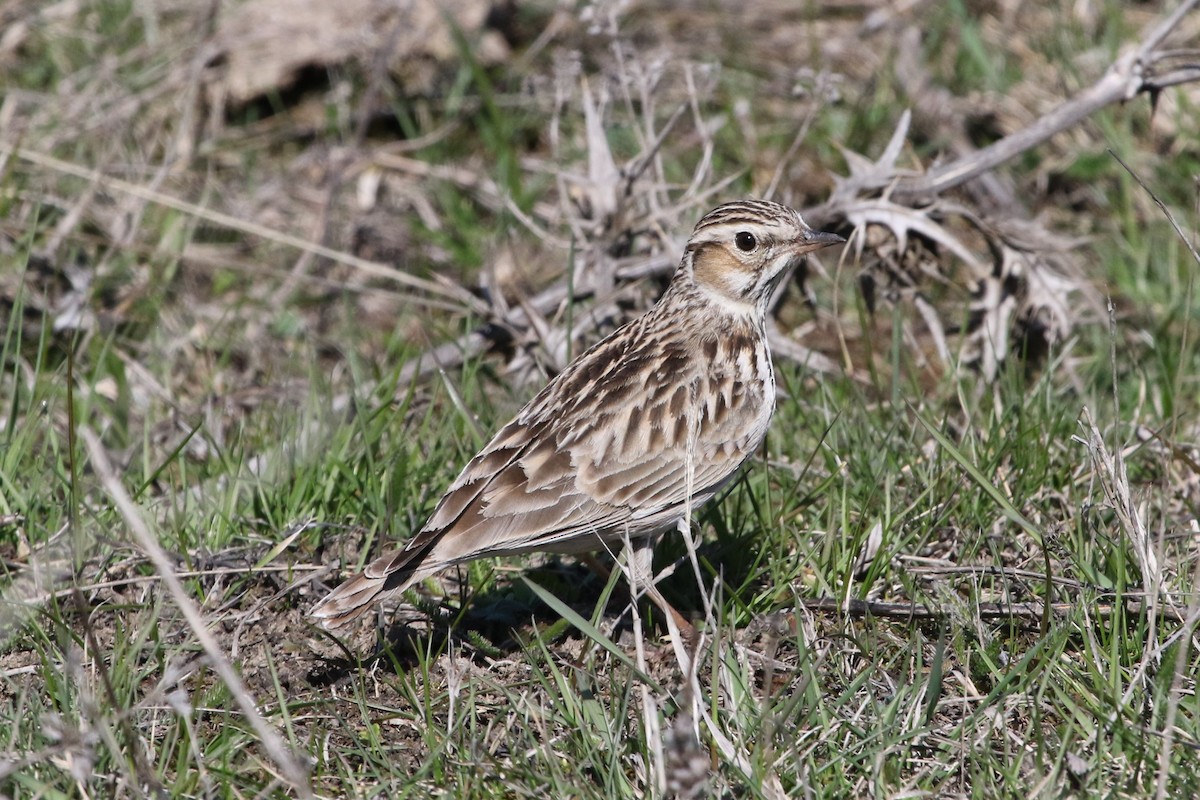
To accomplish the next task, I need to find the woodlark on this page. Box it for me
[312,199,843,631]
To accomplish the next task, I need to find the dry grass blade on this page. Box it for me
[79,428,313,799]
[0,143,483,314]
[1075,406,1163,616]
[581,76,620,229]
[1109,148,1200,269]
[1155,555,1200,800]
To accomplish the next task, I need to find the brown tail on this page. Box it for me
[311,536,443,629]
[311,571,398,630]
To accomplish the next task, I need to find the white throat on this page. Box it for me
[694,280,759,317]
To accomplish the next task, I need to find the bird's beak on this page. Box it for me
[796,228,845,253]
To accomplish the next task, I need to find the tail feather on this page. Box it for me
[311,570,402,630]
[312,538,442,629]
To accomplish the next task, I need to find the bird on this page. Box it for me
[312,199,844,632]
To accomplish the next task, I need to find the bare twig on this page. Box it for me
[892,0,1200,201]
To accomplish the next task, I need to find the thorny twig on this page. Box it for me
[890,0,1200,202]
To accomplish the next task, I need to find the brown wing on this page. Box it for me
[412,326,771,565]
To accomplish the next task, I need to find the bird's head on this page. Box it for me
[683,199,844,313]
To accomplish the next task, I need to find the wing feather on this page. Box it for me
[417,329,770,566]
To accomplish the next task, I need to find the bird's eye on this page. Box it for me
[735,231,757,252]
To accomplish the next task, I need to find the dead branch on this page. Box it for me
[890,0,1200,203]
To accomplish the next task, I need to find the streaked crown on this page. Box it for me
[683,199,843,311]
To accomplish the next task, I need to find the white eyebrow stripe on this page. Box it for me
[687,222,777,248]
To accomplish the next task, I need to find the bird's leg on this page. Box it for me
[622,535,698,670]
[580,546,690,636]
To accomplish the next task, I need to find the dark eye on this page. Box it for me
[735,231,757,252]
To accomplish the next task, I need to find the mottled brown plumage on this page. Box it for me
[312,200,843,630]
